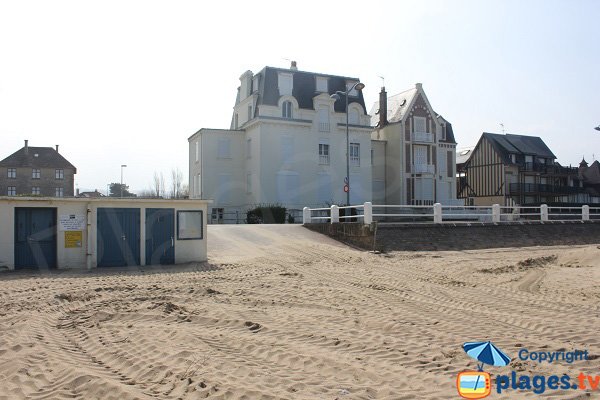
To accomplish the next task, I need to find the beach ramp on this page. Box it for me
[207,224,345,263]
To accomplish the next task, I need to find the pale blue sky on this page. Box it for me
[1,0,598,193]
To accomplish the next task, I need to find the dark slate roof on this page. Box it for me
[583,160,600,185]
[482,132,556,161]
[252,66,367,114]
[0,146,77,171]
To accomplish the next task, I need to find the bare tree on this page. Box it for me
[152,171,165,198]
[170,168,183,199]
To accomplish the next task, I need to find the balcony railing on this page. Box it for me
[318,122,330,132]
[509,183,585,194]
[411,131,434,143]
[319,154,330,165]
[519,162,578,175]
[413,164,435,174]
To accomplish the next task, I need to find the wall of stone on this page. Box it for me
[305,221,600,252]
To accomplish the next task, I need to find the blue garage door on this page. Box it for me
[97,208,140,267]
[145,208,175,265]
[15,208,57,269]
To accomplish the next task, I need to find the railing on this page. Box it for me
[411,132,434,143]
[318,122,330,132]
[519,162,578,175]
[302,203,600,225]
[509,183,585,194]
[412,164,435,174]
[319,154,330,165]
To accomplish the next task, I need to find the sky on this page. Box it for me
[1,0,599,194]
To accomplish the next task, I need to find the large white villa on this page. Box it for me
[189,62,458,223]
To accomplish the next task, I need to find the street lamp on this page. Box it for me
[594,125,600,132]
[120,164,127,198]
[331,82,365,206]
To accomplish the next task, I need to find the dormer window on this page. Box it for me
[282,101,293,119]
[316,76,328,92]
[278,73,293,96]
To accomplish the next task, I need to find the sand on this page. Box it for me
[0,225,599,399]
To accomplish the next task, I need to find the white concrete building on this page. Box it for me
[189,63,372,223]
[189,64,460,223]
[0,197,209,270]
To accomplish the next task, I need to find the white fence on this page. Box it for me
[303,203,600,225]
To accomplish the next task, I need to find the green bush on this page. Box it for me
[246,204,287,224]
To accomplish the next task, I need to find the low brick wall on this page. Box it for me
[304,223,376,250]
[306,221,600,251]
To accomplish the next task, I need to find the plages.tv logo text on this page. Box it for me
[457,341,511,399]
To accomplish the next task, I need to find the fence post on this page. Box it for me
[331,205,339,223]
[303,207,310,225]
[540,204,548,222]
[582,205,590,221]
[492,204,500,223]
[433,203,442,224]
[364,202,372,225]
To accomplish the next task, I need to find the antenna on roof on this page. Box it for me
[500,123,505,134]
[378,75,385,87]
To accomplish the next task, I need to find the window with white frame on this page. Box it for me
[316,76,328,92]
[282,101,293,118]
[318,106,329,132]
[278,73,293,96]
[55,169,64,179]
[7,168,16,178]
[217,138,231,159]
[32,187,40,195]
[319,143,330,165]
[246,138,251,159]
[281,136,293,162]
[414,116,426,133]
[32,168,41,179]
[350,143,360,166]
[55,187,64,197]
[246,173,252,193]
[7,186,16,196]
[349,108,359,125]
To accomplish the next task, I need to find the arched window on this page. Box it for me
[282,101,293,118]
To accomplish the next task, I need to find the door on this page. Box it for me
[145,208,175,265]
[97,208,140,267]
[15,208,57,269]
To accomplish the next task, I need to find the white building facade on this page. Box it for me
[189,64,460,223]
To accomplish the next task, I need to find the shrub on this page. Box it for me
[246,204,287,224]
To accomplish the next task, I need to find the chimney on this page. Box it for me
[379,87,388,128]
[415,82,422,90]
[55,145,59,153]
[24,140,29,154]
[290,61,298,71]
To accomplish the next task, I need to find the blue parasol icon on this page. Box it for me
[463,341,511,370]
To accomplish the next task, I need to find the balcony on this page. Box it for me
[519,162,578,175]
[413,164,435,174]
[319,154,330,165]
[509,183,586,195]
[411,131,434,143]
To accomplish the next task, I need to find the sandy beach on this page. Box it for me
[1,225,599,399]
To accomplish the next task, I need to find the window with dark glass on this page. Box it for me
[32,169,41,179]
[7,168,16,178]
[55,169,64,179]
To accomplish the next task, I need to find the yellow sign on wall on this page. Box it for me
[65,231,83,248]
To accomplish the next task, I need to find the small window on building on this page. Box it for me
[177,210,203,240]
[7,186,16,196]
[282,101,293,118]
[55,169,64,179]
[217,138,231,159]
[350,143,360,167]
[414,117,426,133]
[55,187,64,197]
[246,138,252,159]
[248,104,252,121]
[316,76,328,92]
[318,106,329,132]
[319,143,330,165]
[7,168,16,178]
[538,158,545,164]
[349,108,359,125]
[525,155,533,163]
[32,187,40,195]
[511,154,516,163]
[278,73,293,96]
[32,168,41,179]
